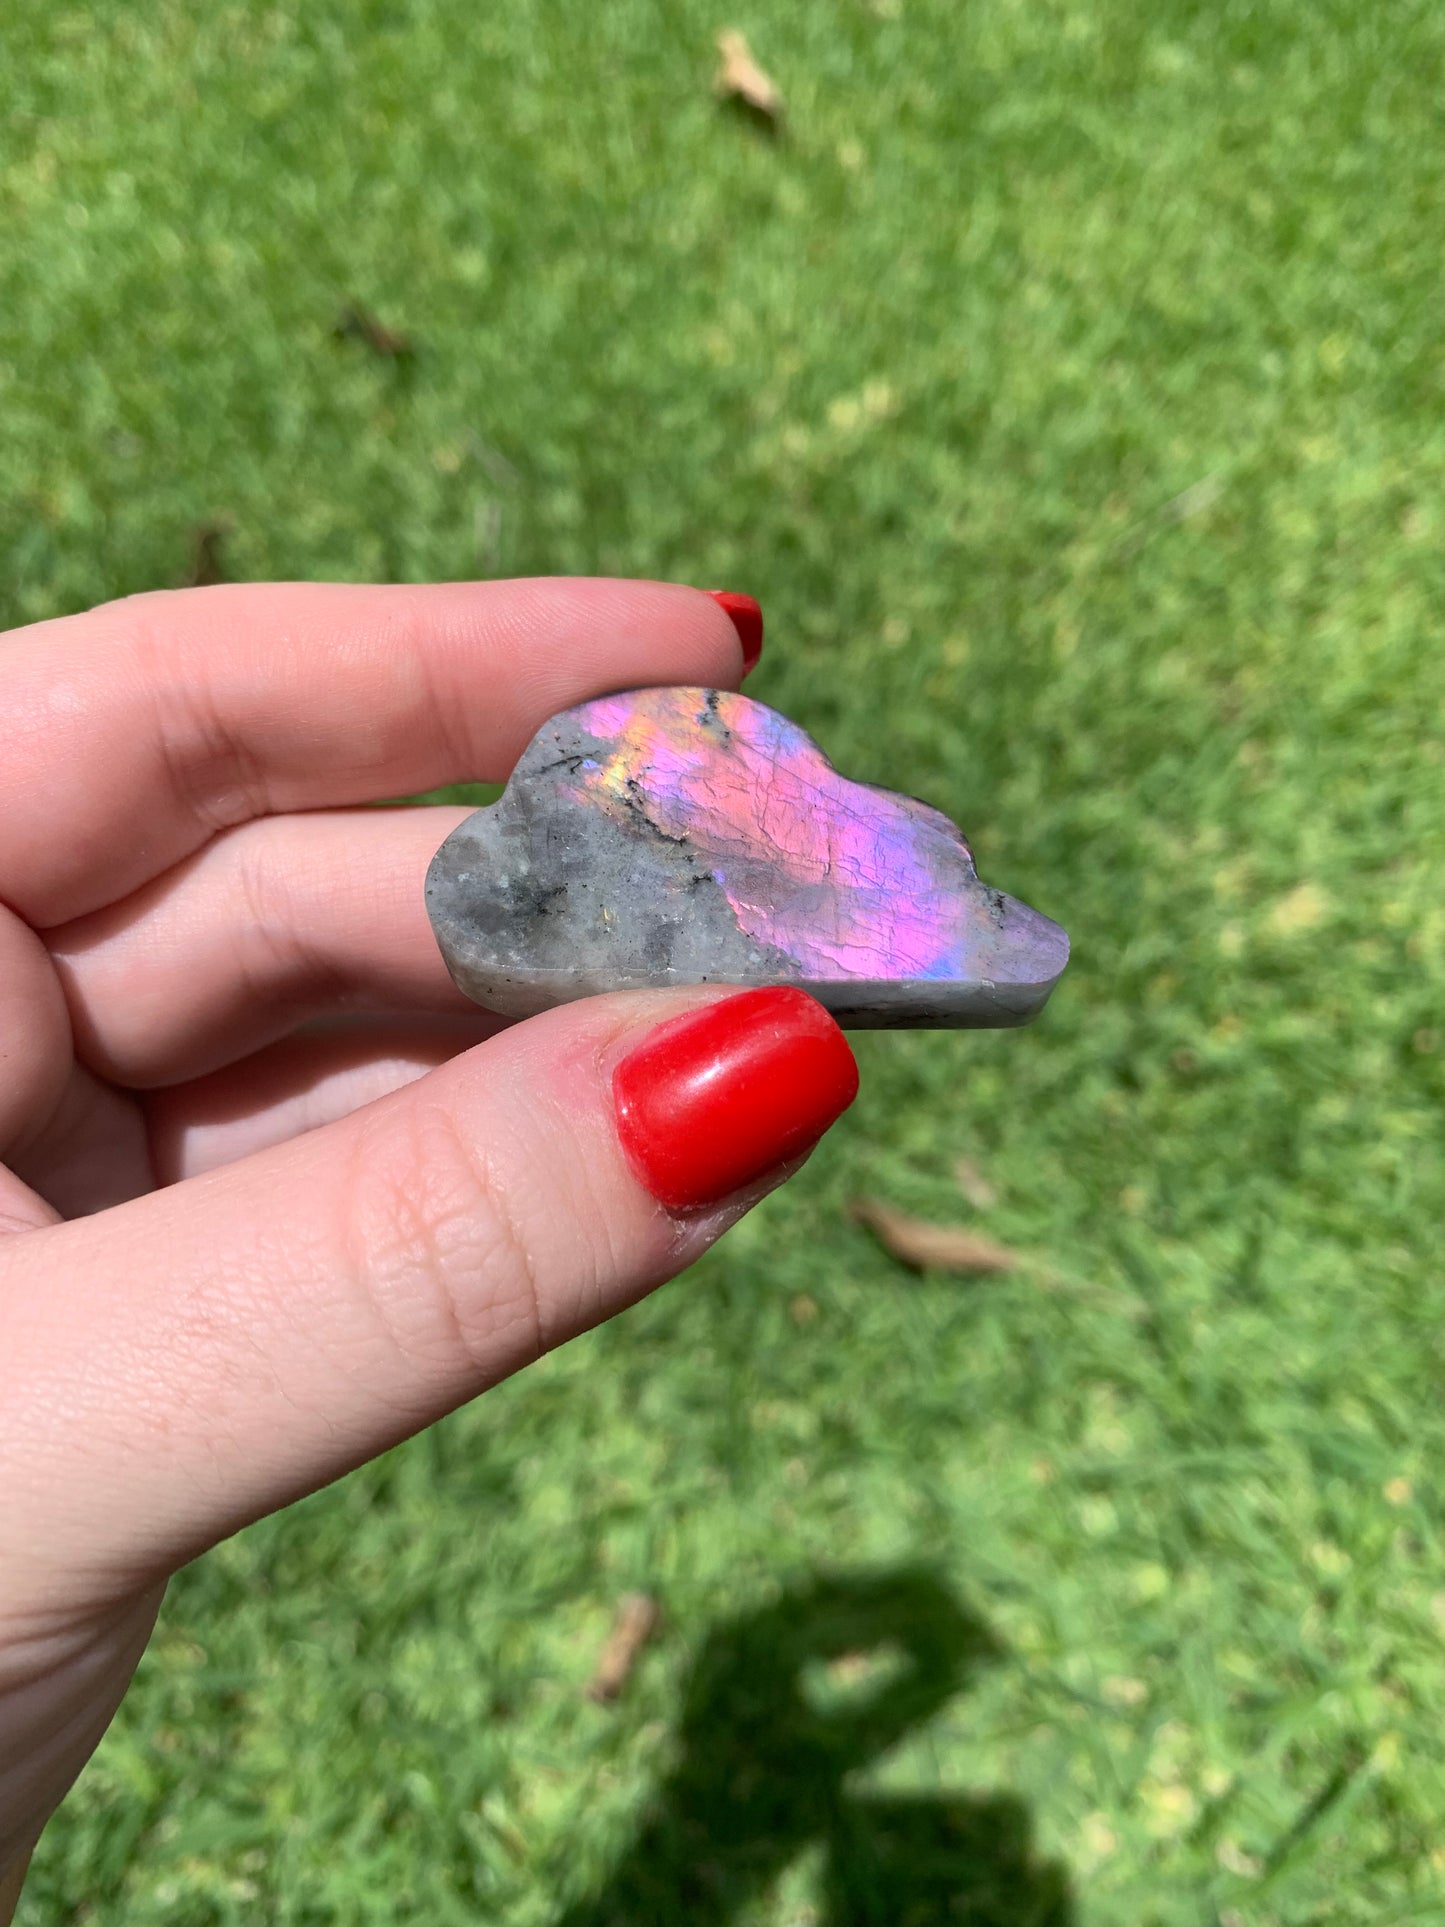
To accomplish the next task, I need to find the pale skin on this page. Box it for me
[0,578,784,1917]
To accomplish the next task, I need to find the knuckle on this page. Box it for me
[227,822,349,1009]
[341,1097,547,1378]
[118,596,269,834]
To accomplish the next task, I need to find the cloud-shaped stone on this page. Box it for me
[425,687,1068,1028]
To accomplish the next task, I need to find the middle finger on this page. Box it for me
[144,1015,503,1181]
[48,808,477,1087]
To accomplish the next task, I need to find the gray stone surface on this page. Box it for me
[426,686,1069,1028]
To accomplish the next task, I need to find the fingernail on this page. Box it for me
[705,590,764,677]
[614,987,858,1211]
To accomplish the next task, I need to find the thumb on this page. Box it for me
[0,987,856,1608]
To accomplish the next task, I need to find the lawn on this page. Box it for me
[5,0,1445,1920]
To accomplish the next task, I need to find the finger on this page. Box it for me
[143,1016,502,1182]
[0,988,857,1609]
[0,902,131,1228]
[8,1066,151,1220]
[12,1016,491,1218]
[0,907,71,1161]
[0,1168,58,1237]
[2,578,752,927]
[51,808,476,1087]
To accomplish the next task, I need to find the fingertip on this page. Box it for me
[703,590,765,677]
[611,987,856,1212]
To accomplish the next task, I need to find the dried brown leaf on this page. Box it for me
[714,29,785,124]
[587,1593,661,1703]
[184,516,233,588]
[954,1157,999,1211]
[334,302,414,358]
[849,1197,1021,1274]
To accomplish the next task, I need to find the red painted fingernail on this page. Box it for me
[705,590,764,677]
[614,987,858,1211]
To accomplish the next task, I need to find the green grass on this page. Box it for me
[6,0,1445,1919]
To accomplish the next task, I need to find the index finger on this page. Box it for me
[0,578,753,926]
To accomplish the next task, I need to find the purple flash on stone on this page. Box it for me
[425,686,1068,1028]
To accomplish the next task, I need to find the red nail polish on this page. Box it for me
[705,590,764,677]
[614,987,858,1211]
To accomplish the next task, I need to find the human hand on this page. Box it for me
[0,580,858,1904]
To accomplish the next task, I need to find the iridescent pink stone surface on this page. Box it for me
[426,687,1068,1028]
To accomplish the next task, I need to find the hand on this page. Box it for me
[0,579,858,1904]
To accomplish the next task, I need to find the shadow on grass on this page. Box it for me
[556,1567,1074,1927]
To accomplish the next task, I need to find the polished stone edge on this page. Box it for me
[432,943,1067,1030]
